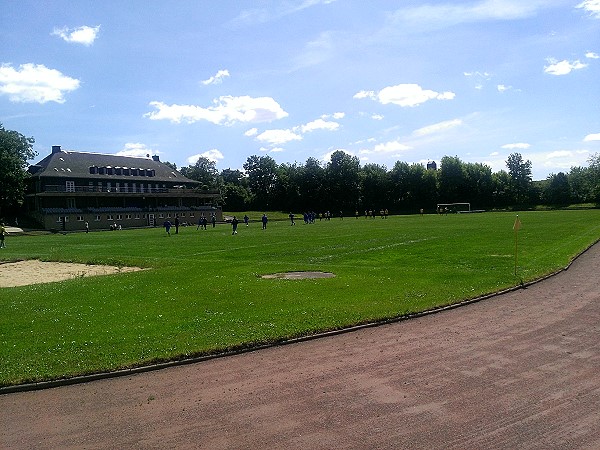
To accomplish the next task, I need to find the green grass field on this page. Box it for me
[1,210,599,386]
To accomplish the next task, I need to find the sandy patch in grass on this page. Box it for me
[261,271,335,280]
[0,260,144,288]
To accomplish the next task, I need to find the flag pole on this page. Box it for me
[513,215,521,276]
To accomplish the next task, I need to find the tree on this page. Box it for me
[360,163,390,211]
[0,123,36,218]
[324,150,361,212]
[506,152,533,205]
[163,161,177,170]
[543,172,571,206]
[243,155,278,210]
[438,156,467,203]
[298,157,325,211]
[180,156,219,190]
[587,153,600,204]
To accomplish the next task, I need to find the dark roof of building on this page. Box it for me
[28,147,198,185]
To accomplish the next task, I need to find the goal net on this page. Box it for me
[437,203,471,213]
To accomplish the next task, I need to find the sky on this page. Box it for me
[1,0,599,180]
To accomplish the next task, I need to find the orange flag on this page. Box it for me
[513,215,521,231]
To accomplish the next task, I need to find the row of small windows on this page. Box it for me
[89,166,156,177]
[58,212,197,222]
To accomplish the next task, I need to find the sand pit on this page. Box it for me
[0,260,144,288]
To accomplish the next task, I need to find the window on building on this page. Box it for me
[116,214,122,221]
[95,215,101,221]
[126,214,132,219]
[66,180,75,192]
[107,214,113,220]
[77,216,84,221]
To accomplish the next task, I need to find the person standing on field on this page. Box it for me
[164,220,172,236]
[232,216,239,235]
[261,213,268,230]
[0,223,6,248]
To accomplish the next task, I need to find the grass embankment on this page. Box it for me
[1,210,599,386]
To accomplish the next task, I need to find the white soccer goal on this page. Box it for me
[436,203,471,213]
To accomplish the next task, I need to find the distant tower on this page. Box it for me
[426,160,437,171]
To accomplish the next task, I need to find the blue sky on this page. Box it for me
[1,0,599,180]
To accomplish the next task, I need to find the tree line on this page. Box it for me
[177,150,600,213]
[1,123,598,218]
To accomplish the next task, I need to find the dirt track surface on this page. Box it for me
[2,244,600,449]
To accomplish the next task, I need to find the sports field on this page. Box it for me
[1,210,599,386]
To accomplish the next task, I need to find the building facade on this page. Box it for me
[26,146,222,231]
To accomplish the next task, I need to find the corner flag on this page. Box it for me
[513,215,521,276]
[513,215,522,231]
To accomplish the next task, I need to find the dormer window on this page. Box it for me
[89,166,98,174]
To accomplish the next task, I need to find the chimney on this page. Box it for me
[52,145,62,154]
[152,155,160,162]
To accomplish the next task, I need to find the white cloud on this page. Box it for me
[371,114,384,120]
[244,128,258,137]
[230,0,338,26]
[201,69,230,85]
[544,58,588,75]
[52,25,100,46]
[145,96,288,125]
[353,90,375,100]
[413,119,462,136]
[332,112,345,119]
[116,143,157,158]
[297,118,340,133]
[577,0,600,18]
[360,139,411,155]
[256,129,302,145]
[532,149,591,172]
[0,63,80,104]
[586,52,600,59]
[187,149,224,164]
[356,83,455,107]
[497,84,512,92]
[388,1,551,31]
[502,143,530,150]
[583,133,600,141]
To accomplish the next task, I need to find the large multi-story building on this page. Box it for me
[25,145,222,231]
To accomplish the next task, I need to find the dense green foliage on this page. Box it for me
[1,210,599,386]
[0,123,36,218]
[179,151,600,212]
